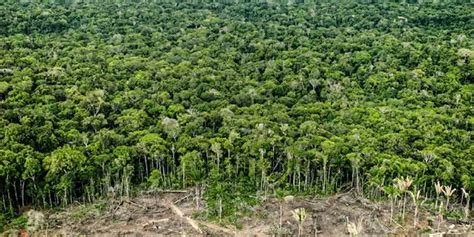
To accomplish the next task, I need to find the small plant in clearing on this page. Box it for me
[291,208,308,237]
[395,177,413,222]
[442,186,456,212]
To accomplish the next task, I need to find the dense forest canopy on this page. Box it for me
[0,1,473,226]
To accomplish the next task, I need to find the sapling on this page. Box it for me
[275,189,286,232]
[383,184,400,223]
[395,177,413,222]
[442,186,456,212]
[436,202,444,231]
[409,189,425,228]
[292,208,308,237]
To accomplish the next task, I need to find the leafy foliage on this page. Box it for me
[0,0,472,225]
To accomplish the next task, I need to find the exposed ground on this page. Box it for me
[3,191,473,236]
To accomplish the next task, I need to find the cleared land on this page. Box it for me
[6,191,472,236]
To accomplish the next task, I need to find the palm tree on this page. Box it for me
[383,184,400,223]
[442,186,456,212]
[409,189,425,228]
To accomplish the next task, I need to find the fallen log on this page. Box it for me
[166,201,202,234]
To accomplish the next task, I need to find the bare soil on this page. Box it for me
[6,191,473,236]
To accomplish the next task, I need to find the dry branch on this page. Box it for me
[141,218,170,228]
[159,190,188,193]
[124,200,147,209]
[174,193,193,204]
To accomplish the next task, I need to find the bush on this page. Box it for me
[9,215,28,230]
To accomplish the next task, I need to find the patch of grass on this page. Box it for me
[418,226,432,233]
[0,214,6,232]
[445,210,463,220]
[9,215,27,230]
[203,180,261,227]
[70,201,107,220]
[255,209,268,220]
[269,224,292,236]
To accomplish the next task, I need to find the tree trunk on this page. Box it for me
[48,189,52,207]
[13,182,19,207]
[64,188,68,207]
[402,194,407,222]
[20,180,25,207]
[182,162,186,188]
[279,203,283,230]
[195,184,201,210]
[305,161,310,190]
[172,145,176,174]
[217,154,220,175]
[236,156,240,178]
[413,203,418,228]
[355,166,360,193]
[446,197,450,212]
[7,186,12,210]
[144,155,149,178]
[464,198,470,221]
[298,163,301,192]
[390,197,394,223]
[218,197,223,223]
[2,194,7,211]
[323,159,327,193]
